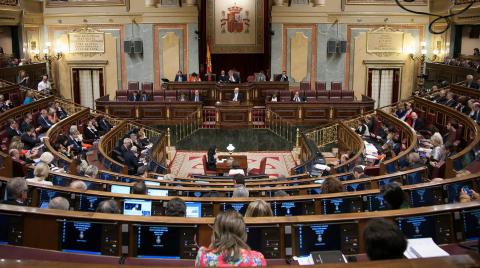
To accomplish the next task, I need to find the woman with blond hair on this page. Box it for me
[245,200,273,217]
[27,162,53,186]
[195,210,266,267]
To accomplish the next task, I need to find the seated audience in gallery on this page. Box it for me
[292,91,303,102]
[3,177,28,206]
[21,126,41,150]
[431,89,447,104]
[469,102,480,123]
[48,197,70,211]
[245,200,273,217]
[27,162,53,186]
[460,187,479,203]
[52,102,68,120]
[84,165,99,179]
[443,92,457,108]
[129,91,140,102]
[16,70,29,87]
[84,118,100,142]
[69,180,88,191]
[189,72,202,82]
[381,182,408,210]
[121,138,143,175]
[37,109,53,133]
[47,107,59,124]
[96,200,121,214]
[364,218,407,260]
[192,89,202,102]
[352,165,369,180]
[355,118,370,137]
[97,115,113,134]
[0,94,14,112]
[455,96,470,114]
[174,70,187,82]
[37,74,51,94]
[6,119,22,140]
[165,197,186,217]
[443,120,458,147]
[22,90,35,105]
[407,112,424,132]
[465,75,479,89]
[195,211,266,267]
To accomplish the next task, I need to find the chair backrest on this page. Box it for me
[300,81,311,91]
[315,81,326,91]
[331,81,342,91]
[247,75,255,82]
[128,81,139,91]
[202,155,208,173]
[330,90,342,99]
[142,82,153,92]
[259,157,267,173]
[341,90,354,100]
[317,90,330,99]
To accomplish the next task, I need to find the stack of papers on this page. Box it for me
[293,255,314,265]
[404,238,450,259]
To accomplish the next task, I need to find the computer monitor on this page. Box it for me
[345,183,366,192]
[367,194,387,211]
[38,189,60,209]
[123,199,152,216]
[221,203,248,215]
[0,214,9,244]
[461,209,480,241]
[51,175,68,187]
[322,197,363,214]
[133,225,197,259]
[294,223,345,256]
[110,185,131,194]
[396,215,435,239]
[145,181,161,186]
[246,226,281,259]
[59,221,104,255]
[185,202,202,218]
[147,189,169,197]
[119,177,134,183]
[409,188,435,208]
[77,195,105,212]
[272,201,308,216]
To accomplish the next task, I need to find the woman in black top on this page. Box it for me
[207,145,217,171]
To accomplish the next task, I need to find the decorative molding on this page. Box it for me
[46,0,126,7]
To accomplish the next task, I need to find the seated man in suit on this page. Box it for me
[3,177,28,206]
[408,112,424,132]
[37,109,53,134]
[97,116,113,135]
[228,70,240,83]
[6,119,22,140]
[256,71,266,82]
[123,144,143,175]
[21,126,41,150]
[84,119,100,142]
[218,70,228,82]
[192,90,202,102]
[277,71,289,82]
[129,91,140,102]
[53,102,68,120]
[67,127,85,154]
[292,91,303,102]
[443,92,457,108]
[174,70,186,82]
[465,75,479,89]
[139,91,149,101]
[232,87,242,102]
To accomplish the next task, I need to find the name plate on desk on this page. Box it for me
[69,31,105,53]
[367,32,404,53]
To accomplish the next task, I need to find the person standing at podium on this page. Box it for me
[232,88,242,102]
[174,70,186,82]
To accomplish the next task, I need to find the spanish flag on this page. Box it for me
[206,41,212,74]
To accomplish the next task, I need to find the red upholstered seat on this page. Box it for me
[165,91,177,102]
[300,81,311,91]
[331,81,342,91]
[341,90,354,100]
[330,90,342,100]
[128,81,139,91]
[116,90,127,101]
[249,157,267,176]
[280,91,292,102]
[317,90,330,100]
[202,155,216,175]
[304,90,316,101]
[142,82,153,92]
[315,81,326,91]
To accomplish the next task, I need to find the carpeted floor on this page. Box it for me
[169,150,297,178]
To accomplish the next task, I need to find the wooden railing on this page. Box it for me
[413,96,480,178]
[449,82,480,100]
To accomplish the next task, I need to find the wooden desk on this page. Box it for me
[216,155,248,174]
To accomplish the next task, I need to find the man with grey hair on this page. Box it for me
[84,165,98,178]
[70,180,88,191]
[232,185,249,198]
[465,75,479,89]
[96,200,121,214]
[3,177,28,206]
[48,196,70,210]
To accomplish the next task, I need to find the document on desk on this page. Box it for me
[293,255,314,265]
[404,238,449,259]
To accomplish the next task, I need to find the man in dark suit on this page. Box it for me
[443,121,457,146]
[192,90,202,102]
[139,91,149,101]
[352,165,369,180]
[470,102,480,123]
[123,146,143,175]
[37,109,53,133]
[54,103,68,120]
[292,91,304,102]
[228,70,240,83]
[84,119,99,141]
[232,88,242,102]
[276,71,289,82]
[409,112,424,132]
[465,75,479,89]
[21,126,41,150]
[3,177,28,206]
[129,91,140,102]
[97,116,113,134]
[432,89,447,104]
[174,70,187,82]
[6,119,22,140]
[67,130,84,153]
[443,92,457,108]
[218,70,228,82]
[20,113,37,133]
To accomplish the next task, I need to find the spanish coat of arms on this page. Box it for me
[220,3,250,33]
